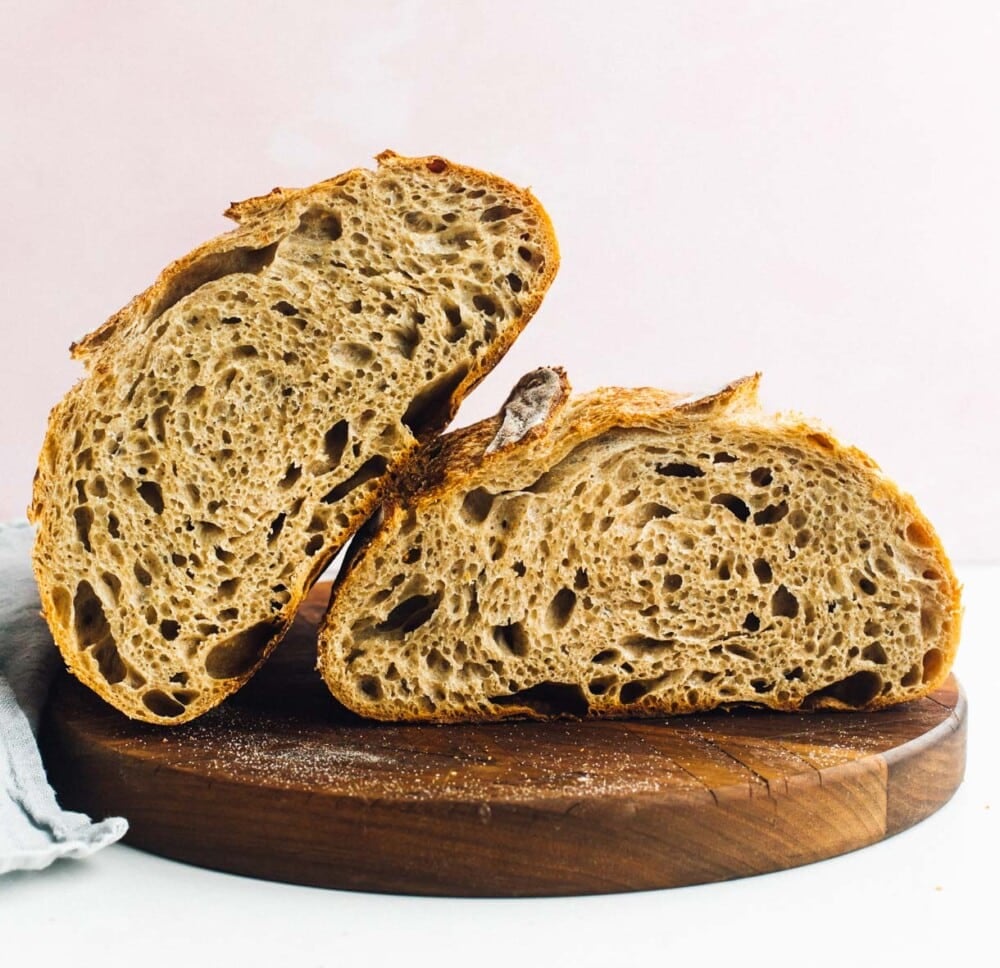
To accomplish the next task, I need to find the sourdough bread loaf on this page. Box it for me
[317,369,961,720]
[29,152,558,723]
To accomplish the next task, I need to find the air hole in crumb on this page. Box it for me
[591,648,620,665]
[278,464,301,489]
[922,648,943,683]
[305,534,324,556]
[137,481,164,514]
[267,513,286,544]
[753,501,788,525]
[481,204,522,222]
[143,690,186,718]
[574,568,589,590]
[402,546,421,564]
[771,584,799,618]
[204,621,279,679]
[272,301,299,316]
[517,246,534,262]
[656,461,704,478]
[506,272,523,292]
[621,635,676,655]
[461,487,496,524]
[874,557,896,578]
[858,577,877,595]
[921,607,940,637]
[490,682,588,718]
[218,577,240,598]
[377,593,441,636]
[296,207,342,241]
[330,341,374,367]
[73,579,117,660]
[321,456,388,504]
[588,676,617,696]
[713,452,737,463]
[101,572,121,602]
[665,574,683,592]
[322,420,349,471]
[862,642,888,664]
[750,467,773,486]
[753,558,772,584]
[133,562,152,586]
[637,502,676,525]
[442,302,467,341]
[73,506,94,552]
[743,612,760,631]
[711,493,750,522]
[805,671,882,709]
[492,621,528,656]
[547,588,577,629]
[620,677,667,704]
[473,294,497,315]
[160,620,180,641]
[359,676,383,700]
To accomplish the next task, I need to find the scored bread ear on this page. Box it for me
[485,366,570,454]
[317,370,960,722]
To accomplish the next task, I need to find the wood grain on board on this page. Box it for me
[41,583,966,896]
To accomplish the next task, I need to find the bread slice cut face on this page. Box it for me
[29,152,558,723]
[318,369,961,721]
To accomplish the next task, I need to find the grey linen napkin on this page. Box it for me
[0,520,126,874]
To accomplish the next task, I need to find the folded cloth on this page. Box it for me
[1,520,126,874]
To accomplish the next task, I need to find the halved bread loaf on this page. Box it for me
[29,152,558,723]
[318,369,961,720]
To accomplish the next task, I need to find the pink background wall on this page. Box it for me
[2,1,997,561]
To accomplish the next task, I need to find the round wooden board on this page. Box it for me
[41,583,967,897]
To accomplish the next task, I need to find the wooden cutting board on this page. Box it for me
[41,583,966,897]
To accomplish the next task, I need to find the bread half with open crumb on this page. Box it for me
[29,151,558,724]
[317,368,961,720]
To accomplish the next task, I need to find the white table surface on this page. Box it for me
[1,565,995,968]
